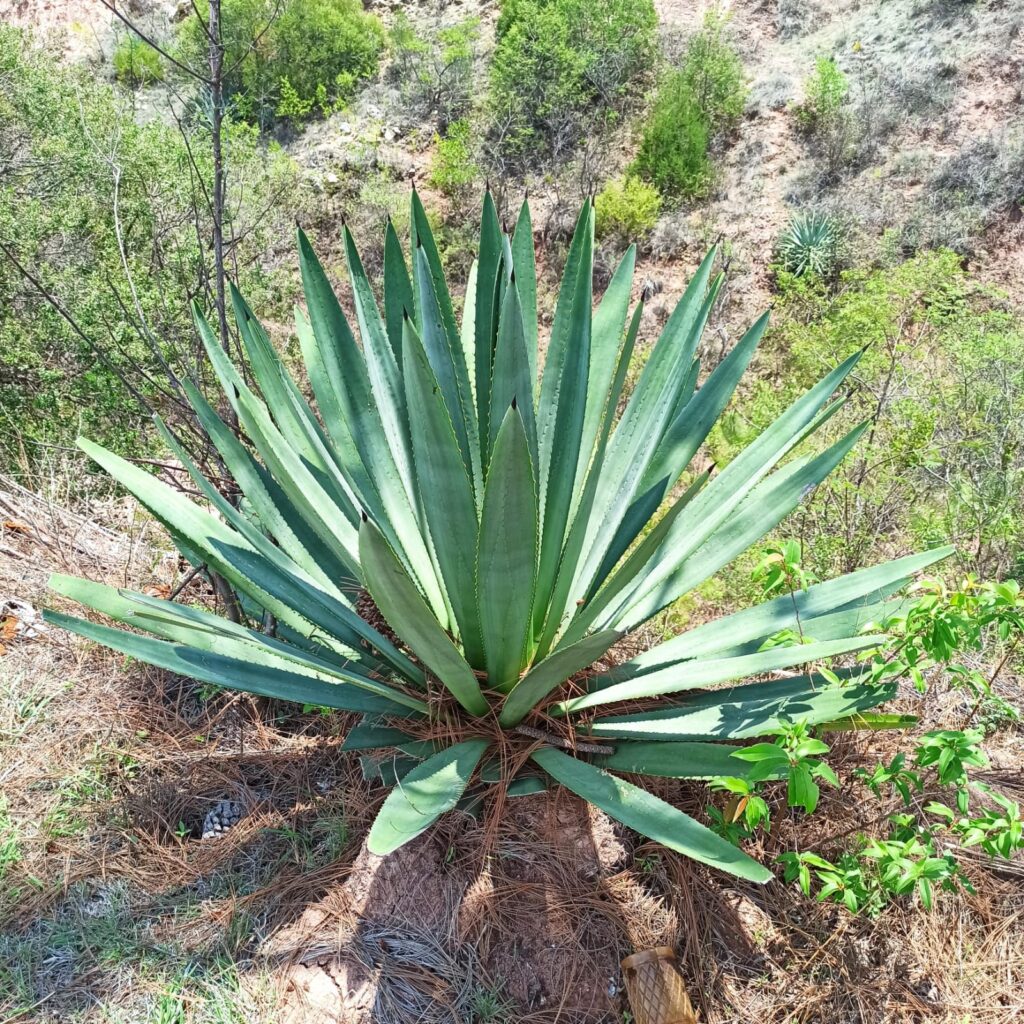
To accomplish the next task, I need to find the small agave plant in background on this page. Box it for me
[48,193,947,882]
[776,211,843,278]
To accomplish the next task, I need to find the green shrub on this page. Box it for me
[633,12,745,201]
[429,120,480,206]
[178,0,384,126]
[112,34,164,86]
[390,13,480,129]
[487,0,657,166]
[0,27,298,483]
[594,175,661,242]
[677,11,746,136]
[633,78,713,200]
[796,56,848,132]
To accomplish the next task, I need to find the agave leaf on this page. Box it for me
[367,738,490,854]
[403,317,484,662]
[474,191,504,454]
[533,303,643,657]
[359,517,488,716]
[489,280,538,465]
[624,547,953,672]
[76,437,422,682]
[534,202,593,627]
[46,609,421,717]
[499,628,621,725]
[531,747,772,882]
[477,405,538,691]
[586,674,895,740]
[383,219,413,369]
[612,422,870,633]
[343,225,416,503]
[558,633,888,714]
[510,199,539,385]
[564,255,722,619]
[815,712,918,732]
[597,741,755,779]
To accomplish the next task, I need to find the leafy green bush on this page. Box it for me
[594,175,661,242]
[178,0,384,126]
[53,194,945,881]
[429,120,480,207]
[714,252,1024,579]
[487,0,657,166]
[633,13,745,201]
[796,56,849,132]
[112,34,163,86]
[633,78,713,200]
[390,13,480,129]
[0,27,297,482]
[775,212,843,278]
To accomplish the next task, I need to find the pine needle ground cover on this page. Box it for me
[48,193,949,882]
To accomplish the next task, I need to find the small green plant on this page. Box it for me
[0,797,21,881]
[112,33,164,86]
[753,538,817,597]
[429,120,480,206]
[795,56,848,132]
[775,213,842,278]
[594,175,662,243]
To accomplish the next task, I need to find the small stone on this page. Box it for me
[201,799,244,840]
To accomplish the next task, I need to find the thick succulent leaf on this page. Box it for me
[46,610,420,717]
[815,712,918,732]
[403,317,484,661]
[296,235,448,622]
[565,254,721,617]
[342,722,419,751]
[612,422,870,633]
[510,199,538,385]
[49,573,395,688]
[367,738,490,854]
[586,673,895,740]
[498,628,621,726]
[489,281,538,465]
[359,517,488,716]
[558,633,887,714]
[531,747,772,882]
[383,219,413,369]
[625,547,951,672]
[597,741,755,779]
[477,406,538,691]
[534,202,593,627]
[76,437,422,682]
[578,246,635,496]
[343,225,416,502]
[533,303,643,656]
[474,191,504,453]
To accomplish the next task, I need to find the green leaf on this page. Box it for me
[367,739,490,854]
[403,317,484,662]
[510,199,538,386]
[383,219,413,369]
[45,610,420,717]
[597,741,752,779]
[477,405,538,691]
[474,191,504,454]
[586,675,895,740]
[530,747,772,882]
[499,628,621,726]
[359,517,488,716]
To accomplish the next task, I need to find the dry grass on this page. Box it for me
[1,479,1022,1023]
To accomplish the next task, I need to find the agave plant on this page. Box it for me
[776,211,842,278]
[48,193,946,882]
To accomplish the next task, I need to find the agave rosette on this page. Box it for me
[48,193,947,881]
